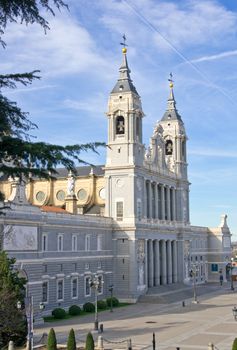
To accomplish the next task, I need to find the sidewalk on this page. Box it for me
[34,283,237,350]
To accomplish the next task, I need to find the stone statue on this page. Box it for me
[67,171,75,196]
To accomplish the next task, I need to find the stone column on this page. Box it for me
[148,182,152,219]
[154,184,158,219]
[167,186,171,221]
[154,240,160,286]
[161,184,165,220]
[144,239,148,287]
[172,240,178,283]
[167,240,172,284]
[172,187,176,221]
[143,179,147,219]
[161,240,167,285]
[148,240,154,287]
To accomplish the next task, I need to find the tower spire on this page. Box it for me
[161,73,182,122]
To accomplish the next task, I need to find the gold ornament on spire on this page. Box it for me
[120,34,128,54]
[168,72,174,88]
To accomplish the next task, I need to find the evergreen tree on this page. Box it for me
[0,251,27,347]
[0,1,105,182]
[67,328,76,350]
[47,328,57,350]
[85,332,94,350]
[232,338,237,350]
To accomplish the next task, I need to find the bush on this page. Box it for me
[85,332,94,350]
[68,305,81,316]
[97,300,107,310]
[232,338,237,350]
[52,308,66,319]
[47,328,57,350]
[106,296,119,307]
[83,302,95,313]
[67,328,76,350]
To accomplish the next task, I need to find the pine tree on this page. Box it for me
[47,328,57,350]
[85,332,94,350]
[0,1,105,182]
[67,328,77,350]
[232,338,237,350]
[0,251,27,347]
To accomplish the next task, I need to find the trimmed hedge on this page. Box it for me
[83,302,95,312]
[232,338,237,350]
[68,305,81,316]
[52,308,66,319]
[67,328,76,350]
[106,296,119,307]
[47,328,57,350]
[85,332,94,350]
[97,300,107,310]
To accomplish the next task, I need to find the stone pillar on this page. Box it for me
[167,240,172,284]
[143,178,147,218]
[172,240,178,283]
[97,336,104,350]
[148,182,152,219]
[148,239,154,287]
[161,184,165,220]
[154,240,160,286]
[154,184,158,219]
[144,239,148,287]
[167,186,171,221]
[161,240,167,285]
[172,187,176,221]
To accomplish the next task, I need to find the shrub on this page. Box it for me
[52,308,66,319]
[85,332,94,350]
[232,338,237,350]
[47,328,57,350]
[67,328,76,350]
[97,300,107,310]
[68,305,81,316]
[83,302,95,312]
[106,296,119,307]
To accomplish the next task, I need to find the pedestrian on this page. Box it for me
[220,274,223,286]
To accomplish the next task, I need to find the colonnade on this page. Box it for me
[144,181,177,221]
[146,239,178,287]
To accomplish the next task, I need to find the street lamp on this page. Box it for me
[108,284,114,312]
[230,258,234,291]
[17,298,45,350]
[90,274,103,331]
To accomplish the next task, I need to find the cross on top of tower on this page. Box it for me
[120,34,128,54]
[168,72,174,89]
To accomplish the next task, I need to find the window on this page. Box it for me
[43,264,47,273]
[42,234,47,252]
[98,275,103,294]
[71,278,78,299]
[97,235,102,251]
[116,116,125,135]
[211,264,218,272]
[97,261,102,269]
[116,201,123,221]
[85,235,90,251]
[85,263,89,270]
[58,234,63,251]
[72,235,77,251]
[57,280,64,301]
[165,140,173,155]
[85,276,91,296]
[42,281,48,303]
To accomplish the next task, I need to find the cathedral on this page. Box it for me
[0,46,232,315]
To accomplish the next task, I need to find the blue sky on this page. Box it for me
[2,0,237,236]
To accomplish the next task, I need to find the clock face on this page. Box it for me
[99,188,105,200]
[56,190,65,201]
[77,189,87,200]
[36,191,45,202]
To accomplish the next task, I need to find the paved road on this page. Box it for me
[34,284,237,350]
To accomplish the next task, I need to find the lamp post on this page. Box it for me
[232,306,237,321]
[230,258,234,291]
[108,284,114,312]
[17,298,45,350]
[190,264,199,303]
[90,274,103,331]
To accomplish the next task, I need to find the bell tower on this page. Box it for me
[106,43,144,168]
[105,41,144,221]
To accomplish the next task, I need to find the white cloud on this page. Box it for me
[0,12,111,78]
[63,93,107,115]
[190,49,237,64]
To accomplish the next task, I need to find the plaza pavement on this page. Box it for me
[34,283,237,350]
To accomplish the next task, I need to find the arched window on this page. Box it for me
[72,235,77,251]
[136,117,140,140]
[42,234,47,252]
[165,140,173,155]
[58,234,63,251]
[182,140,186,160]
[116,116,125,135]
[97,235,102,251]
